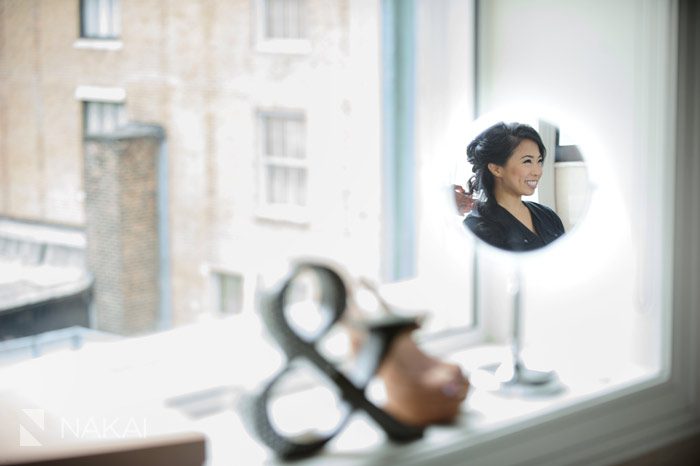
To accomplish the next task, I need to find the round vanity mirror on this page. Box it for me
[446,110,596,396]
[452,113,592,253]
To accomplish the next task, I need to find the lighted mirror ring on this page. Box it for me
[444,110,598,396]
[452,115,594,255]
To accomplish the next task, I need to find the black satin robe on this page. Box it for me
[464,201,565,252]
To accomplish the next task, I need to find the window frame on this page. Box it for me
[76,86,127,139]
[385,1,699,465]
[253,0,311,55]
[255,110,310,224]
[8,1,693,464]
[212,271,245,316]
[387,0,479,337]
[81,100,127,137]
[79,0,121,41]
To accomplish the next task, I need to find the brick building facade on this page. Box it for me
[1,0,386,332]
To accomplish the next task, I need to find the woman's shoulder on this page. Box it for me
[523,201,559,218]
[464,206,493,228]
[463,208,508,248]
[524,201,565,231]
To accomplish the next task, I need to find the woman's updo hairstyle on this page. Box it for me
[466,121,546,208]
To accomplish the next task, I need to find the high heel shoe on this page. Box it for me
[239,261,468,459]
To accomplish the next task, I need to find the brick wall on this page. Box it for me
[84,123,164,335]
[1,0,384,326]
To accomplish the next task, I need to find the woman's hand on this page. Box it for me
[453,184,474,216]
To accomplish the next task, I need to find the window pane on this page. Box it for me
[275,166,289,204]
[267,0,283,39]
[113,0,122,37]
[273,117,285,157]
[98,0,109,36]
[261,113,306,208]
[81,0,119,38]
[85,102,96,135]
[287,118,305,159]
[217,273,244,315]
[263,115,284,157]
[84,102,126,136]
[281,0,290,38]
[103,104,116,133]
[117,103,127,128]
[291,167,306,206]
[82,0,93,37]
[262,115,272,156]
[288,0,302,39]
[267,165,290,204]
[266,165,276,203]
[264,0,304,39]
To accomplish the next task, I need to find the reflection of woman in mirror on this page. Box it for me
[461,122,564,251]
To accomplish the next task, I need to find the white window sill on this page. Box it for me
[255,39,311,55]
[74,85,126,103]
[73,38,123,51]
[180,343,661,466]
[0,319,668,466]
[254,205,310,226]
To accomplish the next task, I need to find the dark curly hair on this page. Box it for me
[466,122,546,208]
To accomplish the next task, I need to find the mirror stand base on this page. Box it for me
[470,362,566,398]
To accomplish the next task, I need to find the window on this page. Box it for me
[258,112,308,211]
[80,0,121,40]
[3,2,697,465]
[83,101,127,136]
[214,273,244,315]
[262,0,306,40]
[254,0,310,54]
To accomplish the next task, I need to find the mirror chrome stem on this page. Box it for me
[472,263,564,397]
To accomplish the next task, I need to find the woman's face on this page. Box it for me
[489,139,543,198]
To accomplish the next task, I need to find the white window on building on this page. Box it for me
[255,0,310,54]
[262,0,306,40]
[80,0,121,39]
[214,272,244,315]
[259,112,308,210]
[83,101,127,136]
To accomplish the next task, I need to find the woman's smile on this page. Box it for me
[495,139,544,198]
